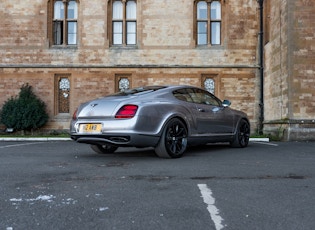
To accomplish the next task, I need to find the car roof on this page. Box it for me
[110,85,196,97]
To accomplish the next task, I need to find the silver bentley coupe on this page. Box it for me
[70,85,250,158]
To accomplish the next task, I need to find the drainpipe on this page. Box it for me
[257,0,264,135]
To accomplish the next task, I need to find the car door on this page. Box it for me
[189,89,235,135]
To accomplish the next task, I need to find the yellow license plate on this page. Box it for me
[79,124,102,133]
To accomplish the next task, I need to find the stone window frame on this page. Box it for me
[54,74,71,115]
[47,0,79,47]
[107,0,137,47]
[194,0,222,46]
[115,74,132,92]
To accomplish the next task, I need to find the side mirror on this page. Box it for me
[222,100,231,107]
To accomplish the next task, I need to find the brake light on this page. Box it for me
[115,105,138,119]
[72,108,78,120]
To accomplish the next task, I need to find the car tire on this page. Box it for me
[155,118,188,158]
[230,119,250,148]
[90,144,118,154]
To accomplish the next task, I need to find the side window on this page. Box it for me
[190,89,221,106]
[110,0,137,46]
[50,0,78,46]
[195,0,221,46]
[203,93,221,106]
[173,89,193,102]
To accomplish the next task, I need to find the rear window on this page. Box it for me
[110,86,167,96]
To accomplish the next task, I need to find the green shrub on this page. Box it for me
[0,97,17,128]
[0,83,49,131]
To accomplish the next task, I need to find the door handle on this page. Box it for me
[198,108,205,112]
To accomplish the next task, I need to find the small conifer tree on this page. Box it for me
[0,83,49,131]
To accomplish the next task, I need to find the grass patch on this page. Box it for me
[0,130,70,138]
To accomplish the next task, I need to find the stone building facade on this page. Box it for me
[264,0,315,140]
[0,0,314,140]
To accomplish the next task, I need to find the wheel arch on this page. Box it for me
[158,114,190,136]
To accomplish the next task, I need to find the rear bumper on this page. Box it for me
[70,133,160,148]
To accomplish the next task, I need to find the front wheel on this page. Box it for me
[90,144,118,154]
[155,118,188,158]
[230,119,250,148]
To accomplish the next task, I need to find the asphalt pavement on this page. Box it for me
[0,140,314,230]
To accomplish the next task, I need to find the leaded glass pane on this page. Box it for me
[126,1,136,19]
[113,22,123,44]
[119,78,130,91]
[68,22,77,45]
[211,1,221,20]
[211,22,220,45]
[127,22,136,44]
[54,1,64,19]
[113,1,123,19]
[68,1,78,19]
[204,78,215,94]
[197,22,207,45]
[197,1,207,19]
[59,78,70,90]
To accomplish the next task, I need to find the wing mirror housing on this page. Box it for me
[222,100,231,107]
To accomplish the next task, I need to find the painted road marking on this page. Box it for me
[0,142,44,149]
[198,184,225,230]
[252,141,279,146]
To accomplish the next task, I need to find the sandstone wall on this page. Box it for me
[0,0,261,131]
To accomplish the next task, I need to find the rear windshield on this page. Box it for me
[110,86,167,96]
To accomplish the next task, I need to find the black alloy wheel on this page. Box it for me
[155,118,188,158]
[231,119,250,148]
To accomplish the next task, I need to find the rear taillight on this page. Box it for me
[72,108,78,120]
[115,105,138,119]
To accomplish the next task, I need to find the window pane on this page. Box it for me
[198,34,207,45]
[211,22,221,45]
[113,1,123,19]
[127,22,136,43]
[198,21,207,33]
[127,22,136,45]
[211,1,221,20]
[127,22,136,33]
[197,22,207,45]
[197,1,207,19]
[68,1,78,19]
[113,22,122,44]
[54,21,63,45]
[68,22,77,45]
[126,1,136,19]
[127,34,136,45]
[113,21,122,33]
[54,1,64,19]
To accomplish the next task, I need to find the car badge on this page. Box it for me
[90,104,98,107]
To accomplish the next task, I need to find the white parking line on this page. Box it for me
[198,184,225,230]
[252,141,279,146]
[0,142,44,149]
